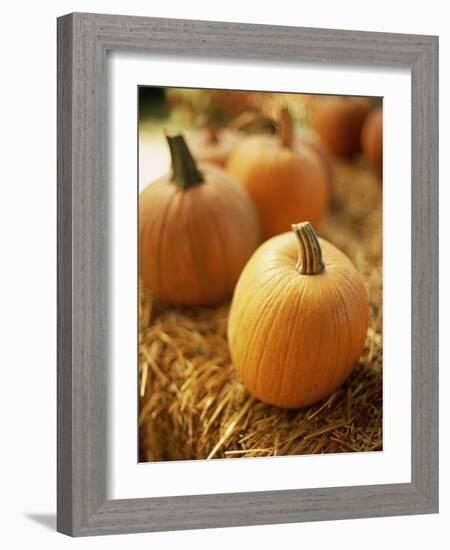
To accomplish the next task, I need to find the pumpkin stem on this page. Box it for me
[279,107,293,148]
[229,110,276,133]
[292,222,324,275]
[166,134,204,190]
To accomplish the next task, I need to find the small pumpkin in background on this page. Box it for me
[227,108,330,240]
[186,112,276,167]
[361,106,383,175]
[310,96,372,157]
[186,125,243,167]
[228,221,369,408]
[292,129,334,194]
[207,89,262,118]
[139,134,260,306]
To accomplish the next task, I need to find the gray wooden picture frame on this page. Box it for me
[57,12,438,537]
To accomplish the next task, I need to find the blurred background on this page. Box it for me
[138,86,382,190]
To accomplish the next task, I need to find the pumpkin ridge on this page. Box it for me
[330,277,355,393]
[233,272,290,390]
[302,276,326,401]
[330,281,345,396]
[233,237,292,292]
[213,177,251,276]
[331,267,369,333]
[253,277,298,403]
[202,185,230,298]
[211,174,261,293]
[239,275,288,386]
[275,275,307,405]
[152,185,178,296]
[159,188,186,301]
[318,276,347,397]
[231,265,279,300]
[183,188,216,303]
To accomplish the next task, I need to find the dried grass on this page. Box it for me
[139,156,382,461]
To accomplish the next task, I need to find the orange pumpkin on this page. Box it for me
[186,111,277,167]
[208,90,261,118]
[227,109,330,240]
[293,131,334,193]
[310,96,371,157]
[139,134,260,306]
[361,107,383,174]
[228,222,369,408]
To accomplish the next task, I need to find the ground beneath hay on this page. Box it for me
[139,157,382,461]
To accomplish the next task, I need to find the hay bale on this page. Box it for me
[139,158,383,461]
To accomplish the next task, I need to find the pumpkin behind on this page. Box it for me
[361,107,383,174]
[139,135,261,306]
[227,109,330,239]
[186,126,243,167]
[310,96,372,157]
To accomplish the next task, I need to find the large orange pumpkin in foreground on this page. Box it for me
[310,96,371,157]
[139,134,260,306]
[361,106,383,175]
[228,221,369,408]
[227,109,330,239]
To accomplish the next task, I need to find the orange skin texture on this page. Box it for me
[228,232,370,408]
[361,107,383,175]
[226,135,330,240]
[186,128,243,167]
[139,163,260,306]
[310,96,372,157]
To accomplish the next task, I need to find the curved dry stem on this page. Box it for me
[292,222,325,275]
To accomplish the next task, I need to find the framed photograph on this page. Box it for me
[57,13,438,536]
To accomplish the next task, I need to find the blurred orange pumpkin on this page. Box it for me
[310,96,372,157]
[227,109,330,240]
[361,107,383,175]
[292,131,334,193]
[186,126,243,167]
